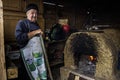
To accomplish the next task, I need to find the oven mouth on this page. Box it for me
[69,33,98,77]
[70,33,98,66]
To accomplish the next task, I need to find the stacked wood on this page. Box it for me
[63,30,120,80]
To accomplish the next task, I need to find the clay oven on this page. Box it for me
[63,29,120,80]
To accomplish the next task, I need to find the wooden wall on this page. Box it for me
[3,0,44,42]
[44,3,120,31]
[44,4,87,30]
[0,0,44,80]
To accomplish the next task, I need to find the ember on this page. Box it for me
[78,54,97,78]
[88,55,97,63]
[89,56,94,61]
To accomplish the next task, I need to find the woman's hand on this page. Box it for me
[28,29,43,39]
[35,29,43,35]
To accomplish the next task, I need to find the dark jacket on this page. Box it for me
[15,19,40,48]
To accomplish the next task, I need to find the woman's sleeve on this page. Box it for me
[15,20,29,47]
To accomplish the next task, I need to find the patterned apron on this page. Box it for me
[20,36,47,80]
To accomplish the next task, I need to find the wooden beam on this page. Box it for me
[0,0,7,80]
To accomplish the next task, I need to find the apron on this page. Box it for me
[20,36,47,80]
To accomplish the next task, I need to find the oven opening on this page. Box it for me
[71,33,98,77]
[78,54,97,77]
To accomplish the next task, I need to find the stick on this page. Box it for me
[39,35,53,80]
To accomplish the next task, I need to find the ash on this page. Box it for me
[78,56,96,78]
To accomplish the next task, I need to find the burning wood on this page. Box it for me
[89,56,94,61]
[78,54,97,78]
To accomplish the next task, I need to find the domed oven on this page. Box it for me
[61,29,120,80]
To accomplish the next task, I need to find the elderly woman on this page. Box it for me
[15,3,47,80]
[15,3,43,48]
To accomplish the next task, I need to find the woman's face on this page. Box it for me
[26,9,38,22]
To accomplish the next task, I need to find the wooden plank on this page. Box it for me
[0,1,7,80]
[60,67,95,80]
[69,70,94,80]
[74,76,80,80]
[3,0,22,11]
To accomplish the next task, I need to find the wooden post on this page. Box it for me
[0,0,7,80]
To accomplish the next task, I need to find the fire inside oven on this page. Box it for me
[70,33,98,77]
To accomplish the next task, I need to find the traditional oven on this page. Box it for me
[61,28,120,80]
